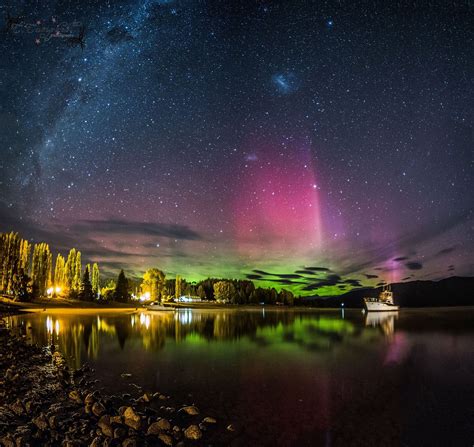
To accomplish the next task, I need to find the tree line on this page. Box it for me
[0,231,296,305]
[104,271,296,305]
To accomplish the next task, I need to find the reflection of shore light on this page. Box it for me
[46,316,60,335]
[46,316,53,333]
[176,310,192,325]
[139,313,150,329]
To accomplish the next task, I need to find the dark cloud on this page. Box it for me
[338,209,472,277]
[435,246,457,257]
[304,266,330,272]
[252,269,270,275]
[393,256,408,261]
[364,274,378,279]
[402,276,412,281]
[73,219,202,241]
[267,279,299,285]
[302,274,342,291]
[274,273,303,279]
[246,274,262,280]
[406,261,423,270]
[342,279,362,287]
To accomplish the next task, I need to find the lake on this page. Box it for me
[5,307,474,446]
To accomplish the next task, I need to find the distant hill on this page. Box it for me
[306,276,474,308]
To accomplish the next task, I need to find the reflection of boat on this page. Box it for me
[364,286,399,311]
[365,311,398,336]
[144,302,175,311]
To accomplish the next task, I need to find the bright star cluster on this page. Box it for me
[0,0,472,295]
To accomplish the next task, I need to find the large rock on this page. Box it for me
[184,425,202,440]
[123,407,141,430]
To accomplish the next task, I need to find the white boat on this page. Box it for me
[144,301,175,311]
[363,286,399,312]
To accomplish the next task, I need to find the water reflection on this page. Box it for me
[4,308,474,446]
[3,310,395,368]
[365,311,398,338]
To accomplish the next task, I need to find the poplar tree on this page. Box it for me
[31,242,52,297]
[175,275,182,299]
[74,251,82,292]
[0,232,31,298]
[91,263,100,296]
[65,248,77,292]
[54,254,66,292]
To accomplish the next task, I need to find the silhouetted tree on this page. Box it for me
[114,270,130,302]
[79,266,94,301]
[197,284,206,300]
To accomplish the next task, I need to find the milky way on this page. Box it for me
[0,0,472,295]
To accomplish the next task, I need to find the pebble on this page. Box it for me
[158,433,174,446]
[92,401,106,417]
[184,425,202,440]
[123,407,141,430]
[202,416,217,424]
[180,405,199,416]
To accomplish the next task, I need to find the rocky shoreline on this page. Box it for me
[0,316,231,447]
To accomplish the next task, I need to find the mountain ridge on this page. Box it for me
[305,276,474,308]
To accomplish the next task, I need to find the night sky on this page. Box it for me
[1,0,473,295]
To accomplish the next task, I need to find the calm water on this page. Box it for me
[5,308,474,446]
